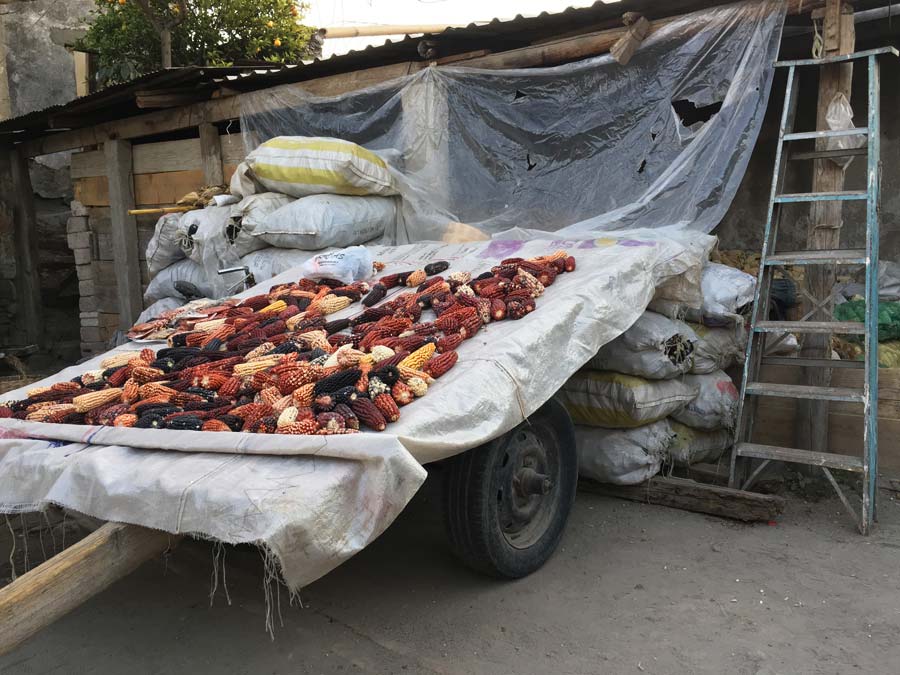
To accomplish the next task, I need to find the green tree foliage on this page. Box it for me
[75,0,316,86]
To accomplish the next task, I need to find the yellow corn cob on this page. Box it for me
[192,317,227,332]
[245,341,275,360]
[285,312,308,331]
[357,354,375,370]
[398,365,435,385]
[277,406,298,428]
[100,352,137,369]
[258,300,287,315]
[314,294,352,316]
[73,388,123,413]
[398,343,436,370]
[233,357,279,377]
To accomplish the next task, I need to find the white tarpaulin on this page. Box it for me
[0,231,714,590]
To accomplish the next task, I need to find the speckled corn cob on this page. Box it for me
[114,413,138,427]
[245,341,275,360]
[276,419,319,435]
[291,383,315,408]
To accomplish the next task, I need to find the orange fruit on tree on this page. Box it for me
[273,38,282,47]
[267,20,274,27]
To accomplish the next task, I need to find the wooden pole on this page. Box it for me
[8,148,43,346]
[198,122,224,186]
[797,0,855,454]
[0,522,180,656]
[104,139,144,330]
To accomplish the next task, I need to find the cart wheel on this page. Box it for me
[442,398,577,579]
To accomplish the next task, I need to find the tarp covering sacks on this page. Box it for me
[240,1,784,242]
[0,231,712,590]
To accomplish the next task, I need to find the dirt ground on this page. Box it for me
[2,478,899,675]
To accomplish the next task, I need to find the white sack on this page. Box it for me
[825,93,865,169]
[228,193,293,257]
[575,421,673,485]
[701,262,755,315]
[255,194,396,250]
[559,371,698,428]
[679,320,744,374]
[229,161,260,199]
[240,247,328,283]
[179,205,235,273]
[244,136,397,198]
[671,370,739,430]
[878,261,900,301]
[135,297,185,326]
[146,212,188,277]
[588,311,694,379]
[668,421,732,466]
[143,259,222,304]
[300,246,374,284]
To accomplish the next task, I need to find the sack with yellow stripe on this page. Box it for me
[244,136,398,198]
[557,371,698,429]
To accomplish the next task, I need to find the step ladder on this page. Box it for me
[729,47,898,534]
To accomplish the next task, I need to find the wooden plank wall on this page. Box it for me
[71,134,243,207]
[753,365,900,477]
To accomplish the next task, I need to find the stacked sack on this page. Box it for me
[141,136,401,322]
[558,309,744,485]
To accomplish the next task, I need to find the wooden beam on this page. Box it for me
[18,0,823,159]
[8,148,43,346]
[580,476,786,522]
[0,522,179,656]
[104,139,143,329]
[610,13,651,66]
[198,122,225,186]
[797,0,855,455]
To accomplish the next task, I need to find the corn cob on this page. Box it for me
[510,269,544,298]
[447,271,471,287]
[80,369,106,385]
[277,406,299,428]
[138,382,176,400]
[313,368,362,397]
[406,376,428,397]
[272,394,293,413]
[73,388,123,413]
[26,404,75,422]
[398,343,436,370]
[276,419,319,435]
[374,393,400,422]
[193,317,227,332]
[317,412,345,432]
[201,419,232,432]
[316,427,360,435]
[248,416,278,433]
[292,383,315,408]
[423,351,458,379]
[564,256,576,272]
[398,366,434,385]
[405,269,426,287]
[424,260,450,276]
[459,314,482,338]
[114,413,138,427]
[100,352,138,369]
[258,386,282,408]
[333,403,359,430]
[259,300,288,315]
[296,330,332,353]
[131,366,165,384]
[350,398,387,431]
[391,381,414,406]
[324,317,351,334]
[370,345,395,363]
[233,357,279,377]
[314,294,352,315]
[437,333,464,353]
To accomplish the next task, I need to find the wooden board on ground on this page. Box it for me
[580,476,785,522]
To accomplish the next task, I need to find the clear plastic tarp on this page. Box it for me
[240,0,785,242]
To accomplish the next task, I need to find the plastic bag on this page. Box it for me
[558,371,698,428]
[229,161,260,199]
[825,93,865,169]
[668,421,732,466]
[671,370,739,430]
[255,194,396,250]
[228,193,294,257]
[240,247,328,283]
[588,311,695,380]
[143,258,223,304]
[700,263,756,316]
[146,212,188,277]
[299,246,374,284]
[575,421,673,485]
[179,205,240,282]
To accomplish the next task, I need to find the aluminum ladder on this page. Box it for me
[729,47,898,534]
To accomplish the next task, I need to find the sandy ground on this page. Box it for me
[2,478,900,675]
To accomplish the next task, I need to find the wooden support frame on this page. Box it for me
[7,148,43,346]
[0,522,179,656]
[198,122,225,186]
[104,140,143,329]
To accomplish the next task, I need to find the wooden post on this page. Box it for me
[104,139,143,330]
[198,122,224,186]
[8,148,43,346]
[0,523,179,656]
[797,0,855,454]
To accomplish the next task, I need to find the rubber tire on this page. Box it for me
[442,398,577,579]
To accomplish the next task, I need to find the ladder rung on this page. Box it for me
[735,443,864,472]
[789,147,867,161]
[745,381,865,403]
[754,320,866,335]
[774,46,899,68]
[774,190,867,203]
[783,128,868,141]
[761,356,865,369]
[764,249,867,265]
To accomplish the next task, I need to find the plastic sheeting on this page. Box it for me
[240,1,784,242]
[0,229,713,590]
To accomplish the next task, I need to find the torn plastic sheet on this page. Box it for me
[240,1,784,242]
[0,230,712,590]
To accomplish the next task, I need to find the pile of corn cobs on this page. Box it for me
[0,250,576,435]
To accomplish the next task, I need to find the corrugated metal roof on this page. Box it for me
[0,0,889,140]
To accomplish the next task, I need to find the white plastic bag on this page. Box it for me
[680,320,744,374]
[146,212,188,277]
[228,193,294,257]
[825,93,865,169]
[229,161,260,199]
[240,247,328,282]
[671,370,739,430]
[143,259,223,304]
[300,246,374,284]
[255,194,396,250]
[558,371,698,428]
[700,263,756,316]
[179,205,239,282]
[588,311,694,379]
[668,421,732,466]
[135,297,185,325]
[575,421,673,485]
